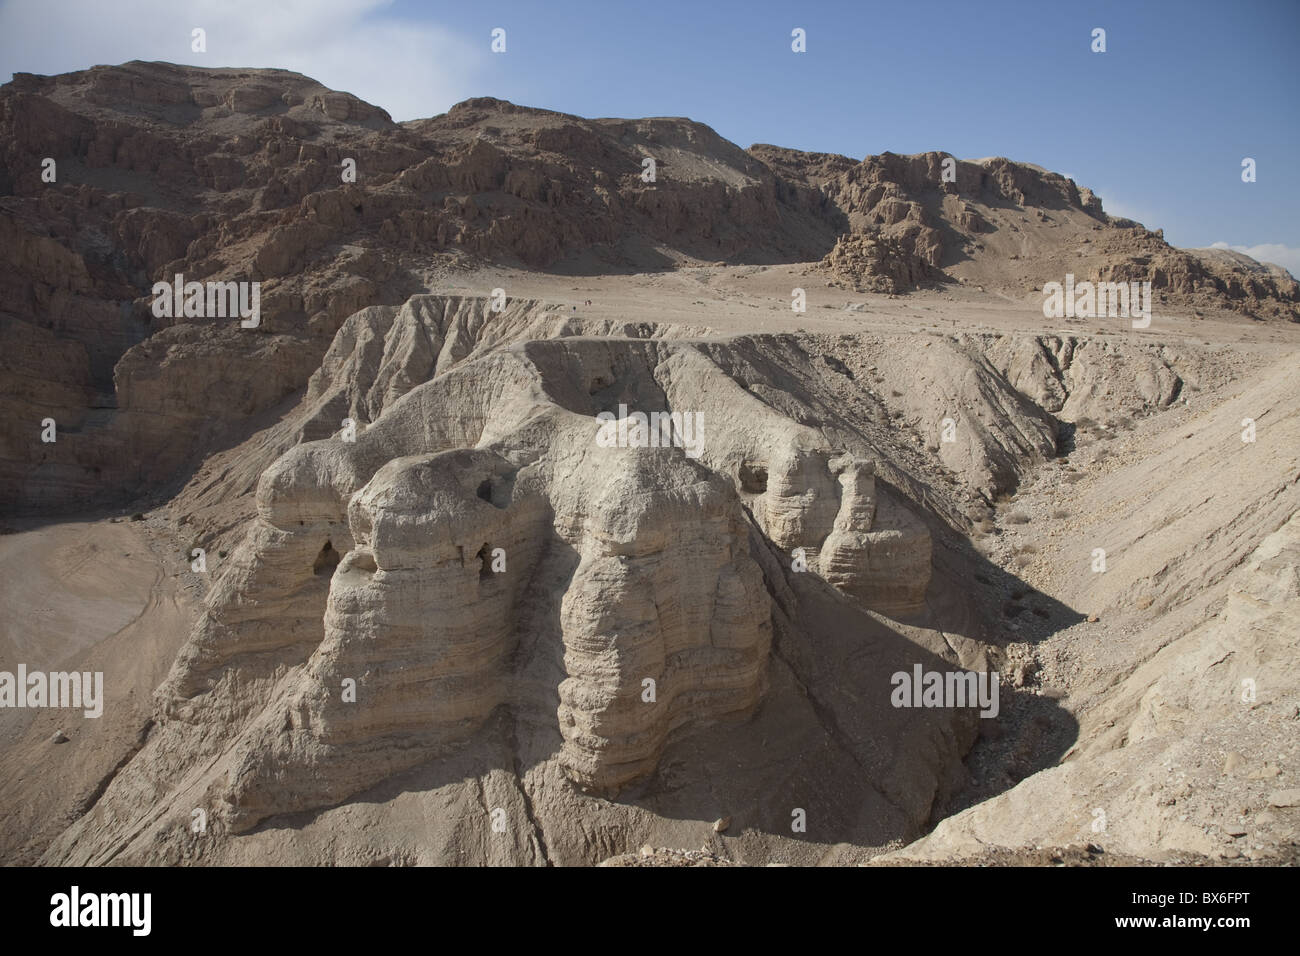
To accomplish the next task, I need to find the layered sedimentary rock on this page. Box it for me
[819,458,931,614]
[216,407,777,824]
[209,324,933,826]
[35,294,950,845]
[36,291,1254,865]
[5,62,1296,511]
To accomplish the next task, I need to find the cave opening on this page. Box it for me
[313,540,341,576]
[739,462,768,494]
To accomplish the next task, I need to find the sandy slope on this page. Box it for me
[0,516,201,864]
[449,263,1299,346]
[889,348,1300,863]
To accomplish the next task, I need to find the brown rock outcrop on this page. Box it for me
[5,63,1296,513]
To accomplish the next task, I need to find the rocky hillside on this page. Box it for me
[3,61,1297,516]
[3,62,1298,868]
[23,294,988,865]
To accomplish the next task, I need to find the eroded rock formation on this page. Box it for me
[140,296,938,833]
[4,63,1297,514]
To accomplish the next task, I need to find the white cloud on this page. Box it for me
[1209,241,1300,280]
[0,0,486,121]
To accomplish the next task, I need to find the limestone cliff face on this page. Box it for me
[807,150,1300,317]
[553,445,772,792]
[36,295,960,855]
[30,300,1220,863]
[206,323,928,828]
[219,424,774,827]
[818,458,931,615]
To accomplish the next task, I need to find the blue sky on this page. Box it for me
[2,0,1297,271]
